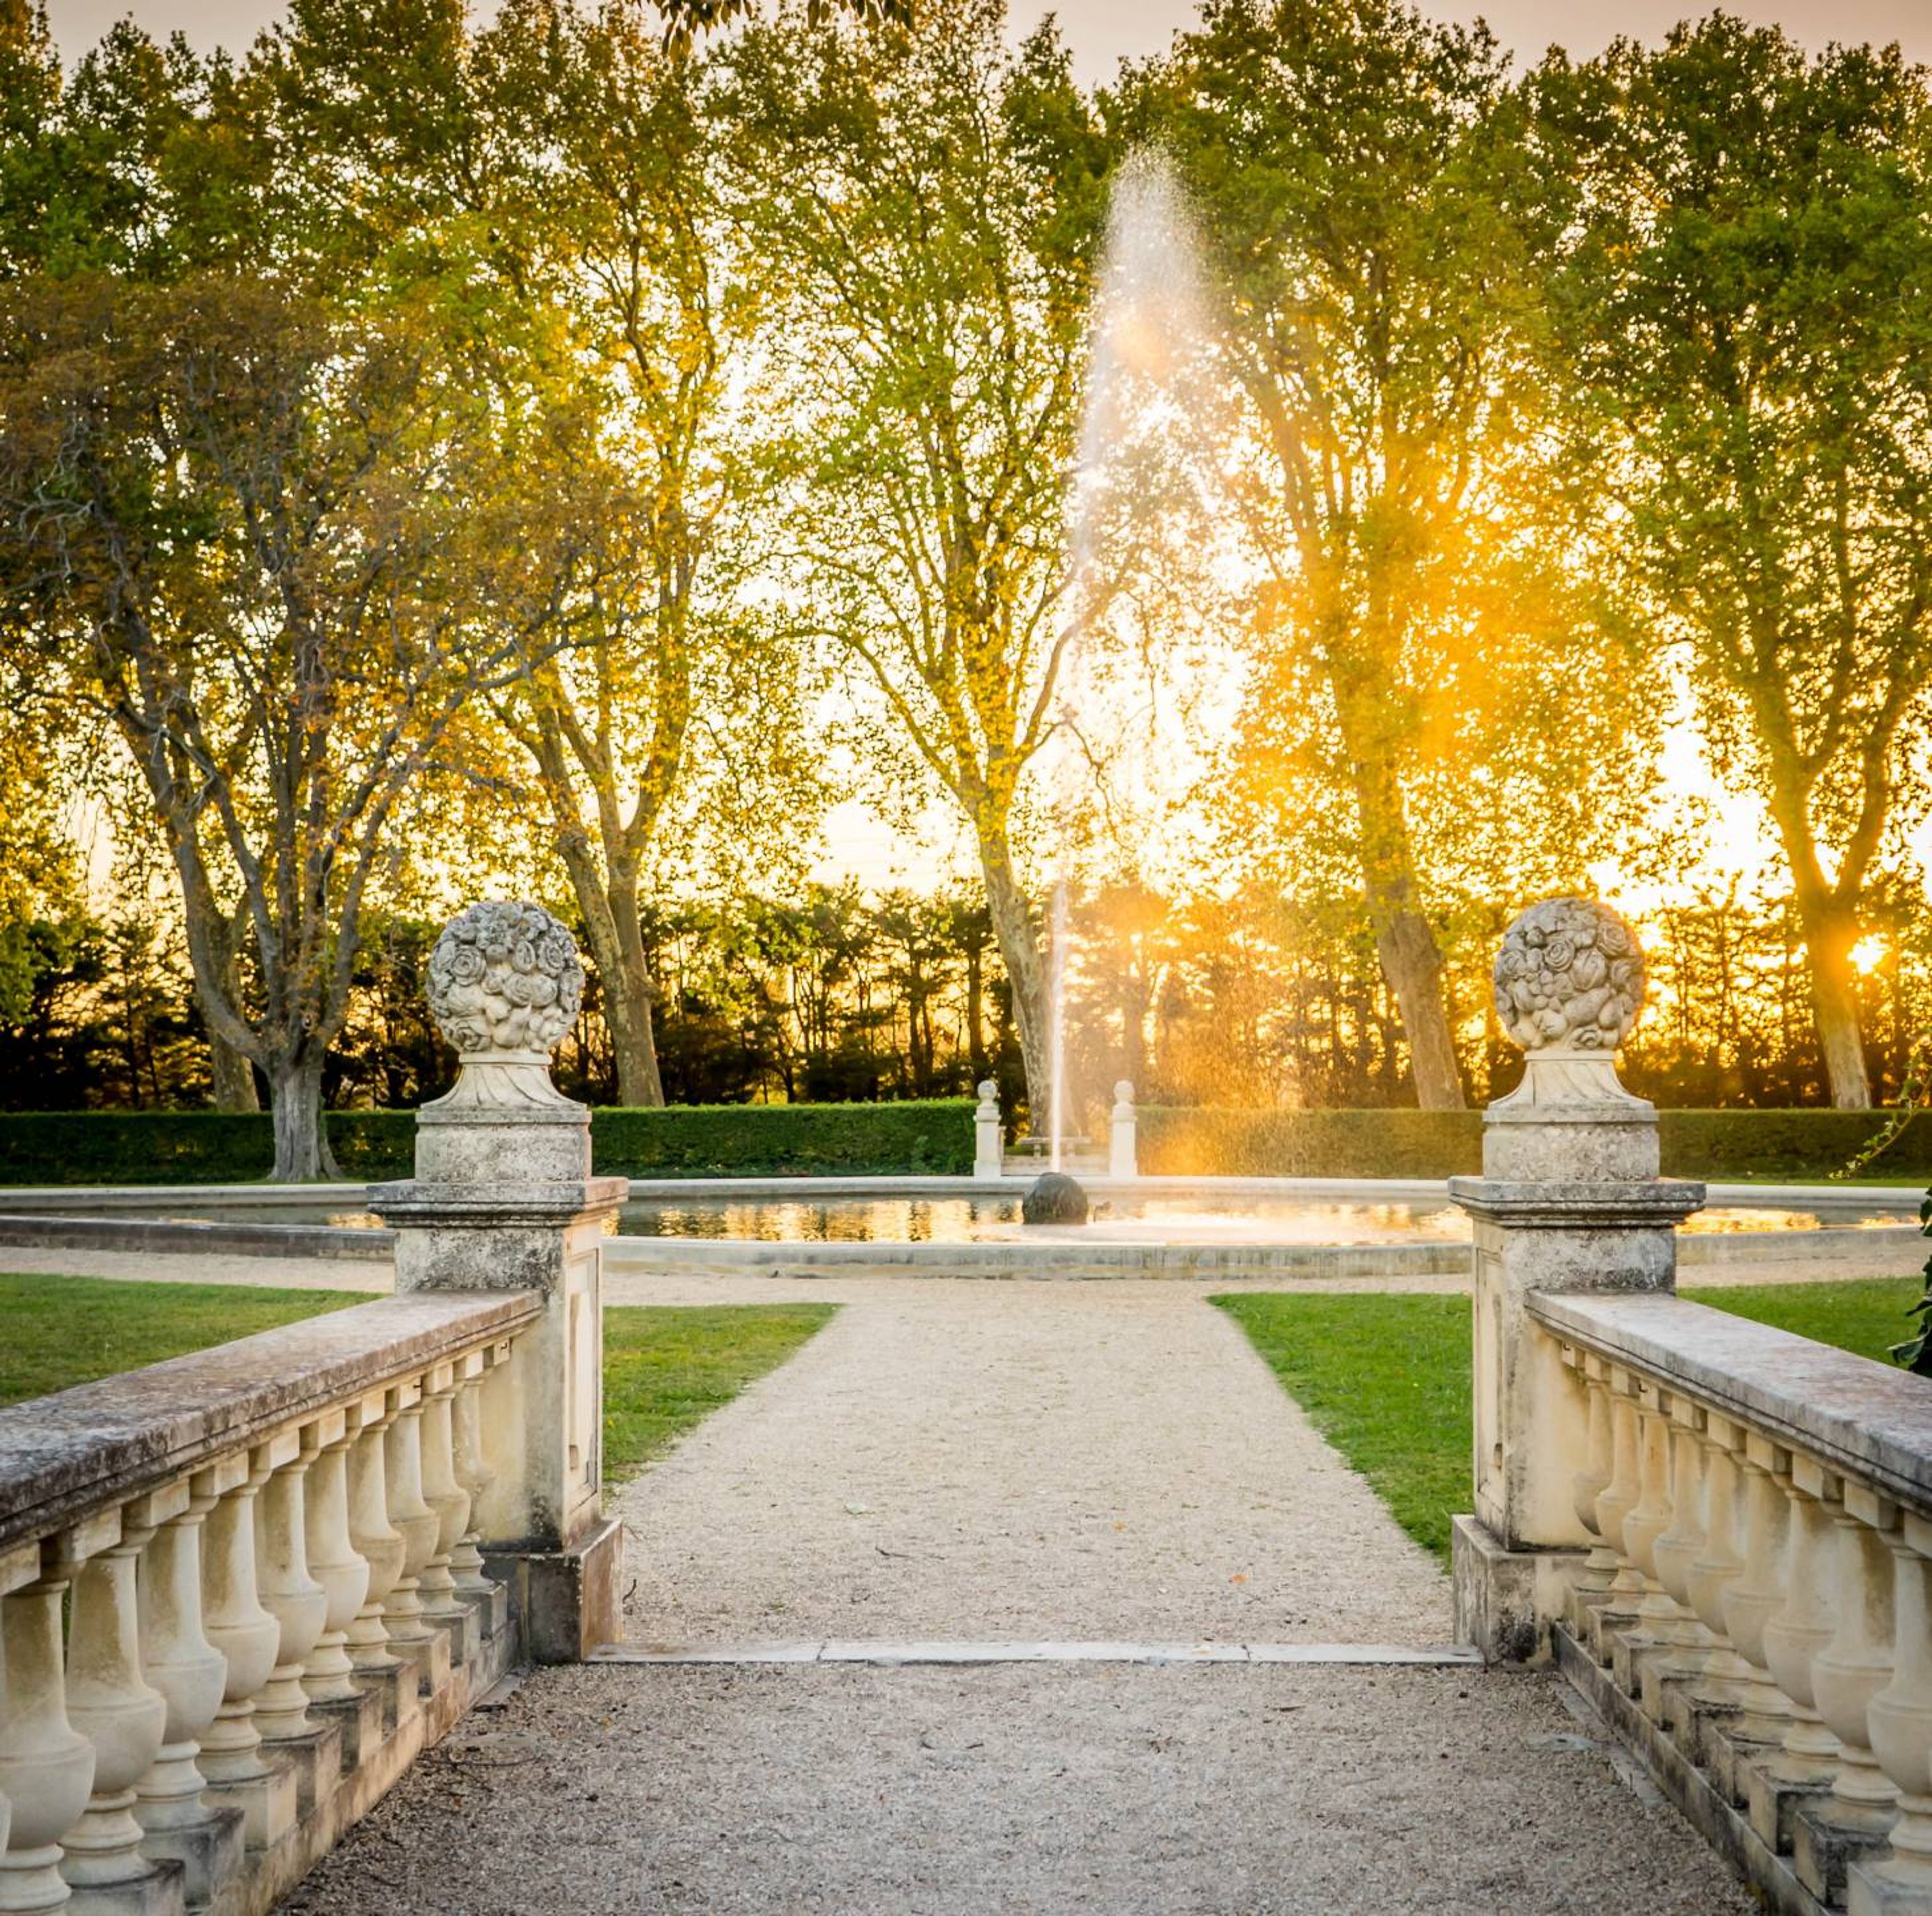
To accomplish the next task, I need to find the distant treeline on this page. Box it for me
[2,876,1921,1122]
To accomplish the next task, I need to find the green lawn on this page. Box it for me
[0,1273,833,1489]
[1215,1273,1926,1566]
[0,1272,376,1408]
[601,1303,834,1484]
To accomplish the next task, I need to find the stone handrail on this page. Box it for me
[0,1292,541,1555]
[1526,1288,1932,1914]
[0,1292,543,1915]
[1532,1291,1932,1515]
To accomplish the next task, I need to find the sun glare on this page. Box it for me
[1850,935,1889,976]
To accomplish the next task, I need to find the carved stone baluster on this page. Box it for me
[1795,1487,1902,1906]
[251,1427,328,1748]
[59,1499,170,1903]
[449,1362,496,1602]
[344,1395,404,1683]
[1812,1491,1902,1839]
[300,1413,371,1705]
[1686,1414,1754,1687]
[1754,1464,1846,1854]
[1722,1438,1797,1759]
[1857,1515,1932,1914]
[198,1448,293,1851]
[133,1464,238,1907]
[1617,1385,1697,1714]
[1589,1376,1647,1654]
[416,1374,473,1653]
[1652,1401,1710,1631]
[382,1391,439,1658]
[0,1533,96,1915]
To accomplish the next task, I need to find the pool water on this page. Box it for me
[74,1193,1920,1245]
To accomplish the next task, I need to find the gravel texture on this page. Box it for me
[285,1661,1756,1915]
[615,1279,1452,1647]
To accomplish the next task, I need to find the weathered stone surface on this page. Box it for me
[1450,1513,1582,1664]
[485,1515,622,1664]
[1495,897,1646,1053]
[1020,1172,1090,1225]
[0,1294,540,1555]
[1530,1291,1932,1511]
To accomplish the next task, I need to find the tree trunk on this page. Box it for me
[1346,754,1465,1111]
[268,1054,340,1183]
[964,941,986,1082]
[1799,906,1871,1109]
[606,873,666,1109]
[207,904,260,1111]
[551,838,667,1109]
[979,838,1049,1120]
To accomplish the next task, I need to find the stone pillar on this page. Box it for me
[1108,1081,1137,1181]
[370,901,625,1662]
[973,1080,1003,1181]
[1449,897,1703,1662]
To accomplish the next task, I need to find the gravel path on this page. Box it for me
[617,1279,1450,1646]
[285,1662,1756,1915]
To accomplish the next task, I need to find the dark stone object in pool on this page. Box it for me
[1022,1172,1090,1226]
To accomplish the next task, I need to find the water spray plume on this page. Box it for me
[1045,149,1216,1171]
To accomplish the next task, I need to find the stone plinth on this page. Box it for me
[369,902,624,1661]
[1451,897,1703,1662]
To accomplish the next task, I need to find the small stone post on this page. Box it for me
[1108,1081,1137,1181]
[370,902,625,1662]
[1449,898,1702,1662]
[974,1079,1004,1181]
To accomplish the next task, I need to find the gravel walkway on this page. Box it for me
[285,1662,1755,1915]
[617,1279,1450,1646]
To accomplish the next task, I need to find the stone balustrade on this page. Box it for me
[1452,896,1932,1915]
[1533,1291,1932,1915]
[0,900,626,1914]
[0,1291,540,1915]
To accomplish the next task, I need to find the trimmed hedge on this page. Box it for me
[590,1100,974,1178]
[0,1099,974,1186]
[0,1111,416,1186]
[1137,1108,1483,1179]
[1137,1105,1932,1183]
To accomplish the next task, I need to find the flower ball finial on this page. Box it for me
[1494,897,1645,1056]
[427,901,583,1073]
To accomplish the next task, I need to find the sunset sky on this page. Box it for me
[43,0,1932,82]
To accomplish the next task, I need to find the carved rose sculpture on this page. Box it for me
[428,901,583,1059]
[1494,898,1645,1054]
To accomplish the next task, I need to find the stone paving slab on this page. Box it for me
[283,1662,1758,1915]
[590,1639,1483,1666]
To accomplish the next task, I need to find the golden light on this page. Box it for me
[1850,935,1888,976]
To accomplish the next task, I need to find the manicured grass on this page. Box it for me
[0,1272,375,1408]
[1215,1275,1924,1567]
[601,1303,835,1485]
[1687,1274,1924,1364]
[0,1275,835,1491]
[1213,1291,1473,1565]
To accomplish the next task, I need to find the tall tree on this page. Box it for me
[1533,21,1932,1109]
[261,0,813,1110]
[725,0,1108,1115]
[0,261,556,1175]
[474,1,803,1108]
[1141,0,1624,1109]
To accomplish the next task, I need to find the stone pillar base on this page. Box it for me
[132,1807,242,1909]
[484,1515,623,1664]
[1451,1513,1583,1664]
[61,1859,186,1916]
